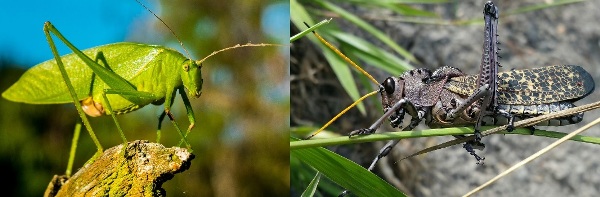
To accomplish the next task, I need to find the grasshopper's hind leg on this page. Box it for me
[44,21,104,154]
[441,85,491,164]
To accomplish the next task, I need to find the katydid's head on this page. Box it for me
[181,60,203,98]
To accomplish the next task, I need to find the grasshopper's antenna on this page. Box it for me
[196,43,283,65]
[135,0,192,60]
[302,22,379,86]
[302,22,382,139]
[305,90,379,139]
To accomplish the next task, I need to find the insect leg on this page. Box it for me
[474,1,500,141]
[66,122,82,177]
[101,90,128,149]
[177,86,196,146]
[157,111,167,143]
[45,22,154,105]
[341,108,427,197]
[496,109,516,132]
[442,84,490,164]
[367,109,426,170]
[44,21,104,154]
[156,91,177,143]
[446,84,490,121]
[162,87,191,149]
[348,99,408,137]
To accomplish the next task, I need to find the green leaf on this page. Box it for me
[330,31,413,75]
[291,127,600,150]
[314,0,420,64]
[291,137,406,197]
[301,172,321,197]
[291,19,332,43]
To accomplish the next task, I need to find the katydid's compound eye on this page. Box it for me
[184,64,189,72]
[383,77,395,95]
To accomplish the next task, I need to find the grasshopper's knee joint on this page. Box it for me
[43,21,52,30]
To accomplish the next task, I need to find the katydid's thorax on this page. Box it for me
[89,43,191,115]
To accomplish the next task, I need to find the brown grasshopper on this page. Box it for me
[350,1,508,165]
[360,2,593,168]
[304,1,594,168]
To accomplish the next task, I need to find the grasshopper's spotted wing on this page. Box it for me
[446,65,594,105]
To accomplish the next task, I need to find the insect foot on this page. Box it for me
[349,128,376,137]
[463,142,485,165]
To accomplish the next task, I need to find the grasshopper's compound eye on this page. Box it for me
[183,63,190,72]
[383,77,395,95]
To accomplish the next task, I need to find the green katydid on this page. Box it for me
[1,20,278,154]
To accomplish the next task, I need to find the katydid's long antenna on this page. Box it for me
[135,0,192,60]
[196,43,283,65]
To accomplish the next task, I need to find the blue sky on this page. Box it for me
[0,0,288,67]
[0,0,153,66]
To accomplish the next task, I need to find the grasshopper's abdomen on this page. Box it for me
[481,102,583,126]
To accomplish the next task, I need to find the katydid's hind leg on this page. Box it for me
[43,22,104,153]
[45,22,138,95]
[66,122,82,177]
[101,88,161,145]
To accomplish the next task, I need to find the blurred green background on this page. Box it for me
[0,0,289,196]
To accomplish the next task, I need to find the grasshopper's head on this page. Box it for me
[181,60,203,98]
[380,76,407,128]
[381,76,405,113]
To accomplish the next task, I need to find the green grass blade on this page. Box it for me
[314,0,420,64]
[291,19,332,43]
[291,0,367,115]
[291,137,406,197]
[384,3,440,17]
[290,0,315,28]
[330,30,413,75]
[320,47,368,114]
[348,0,448,4]
[291,127,600,150]
[301,172,321,197]
[505,0,585,16]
